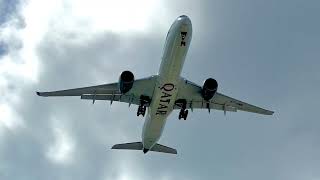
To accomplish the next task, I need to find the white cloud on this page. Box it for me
[46,117,75,164]
[66,0,166,33]
[0,103,24,131]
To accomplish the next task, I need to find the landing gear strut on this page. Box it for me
[137,95,151,117]
[176,99,188,120]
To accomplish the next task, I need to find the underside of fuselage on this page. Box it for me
[141,15,192,152]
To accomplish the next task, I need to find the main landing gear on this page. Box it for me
[137,95,151,117]
[179,109,188,120]
[137,105,146,117]
[176,99,188,120]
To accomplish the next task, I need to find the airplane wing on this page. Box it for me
[174,79,274,115]
[37,75,158,106]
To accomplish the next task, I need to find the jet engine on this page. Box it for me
[201,78,218,101]
[119,71,134,94]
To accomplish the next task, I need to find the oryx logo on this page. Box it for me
[156,83,175,115]
[180,32,187,46]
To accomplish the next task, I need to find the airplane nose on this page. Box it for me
[177,15,191,25]
[179,15,188,18]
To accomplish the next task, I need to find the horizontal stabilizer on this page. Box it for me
[151,144,177,154]
[111,142,177,154]
[112,142,143,150]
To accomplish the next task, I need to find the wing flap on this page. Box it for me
[174,100,237,112]
[81,94,146,106]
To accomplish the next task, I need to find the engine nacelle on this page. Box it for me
[201,78,218,101]
[119,71,134,94]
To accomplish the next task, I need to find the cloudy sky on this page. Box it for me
[1,0,320,179]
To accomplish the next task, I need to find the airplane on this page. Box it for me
[36,15,274,155]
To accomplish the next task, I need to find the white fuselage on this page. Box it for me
[142,15,192,150]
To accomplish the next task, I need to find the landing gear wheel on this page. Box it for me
[137,105,146,117]
[183,110,188,120]
[179,109,188,120]
[177,99,188,120]
[141,106,146,117]
[137,107,141,116]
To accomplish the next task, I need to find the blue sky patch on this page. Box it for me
[0,41,9,57]
[0,0,20,25]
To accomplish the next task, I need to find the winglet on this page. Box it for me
[36,91,47,97]
[266,110,274,115]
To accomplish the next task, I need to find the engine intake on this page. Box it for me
[202,78,218,101]
[119,71,134,94]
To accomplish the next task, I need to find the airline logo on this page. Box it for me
[156,83,175,115]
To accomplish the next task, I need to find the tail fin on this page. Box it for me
[111,142,177,154]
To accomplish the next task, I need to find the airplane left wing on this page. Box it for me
[174,78,274,115]
[37,75,158,106]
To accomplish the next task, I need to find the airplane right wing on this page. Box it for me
[174,78,274,115]
[37,75,158,106]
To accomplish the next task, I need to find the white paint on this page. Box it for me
[141,15,192,150]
